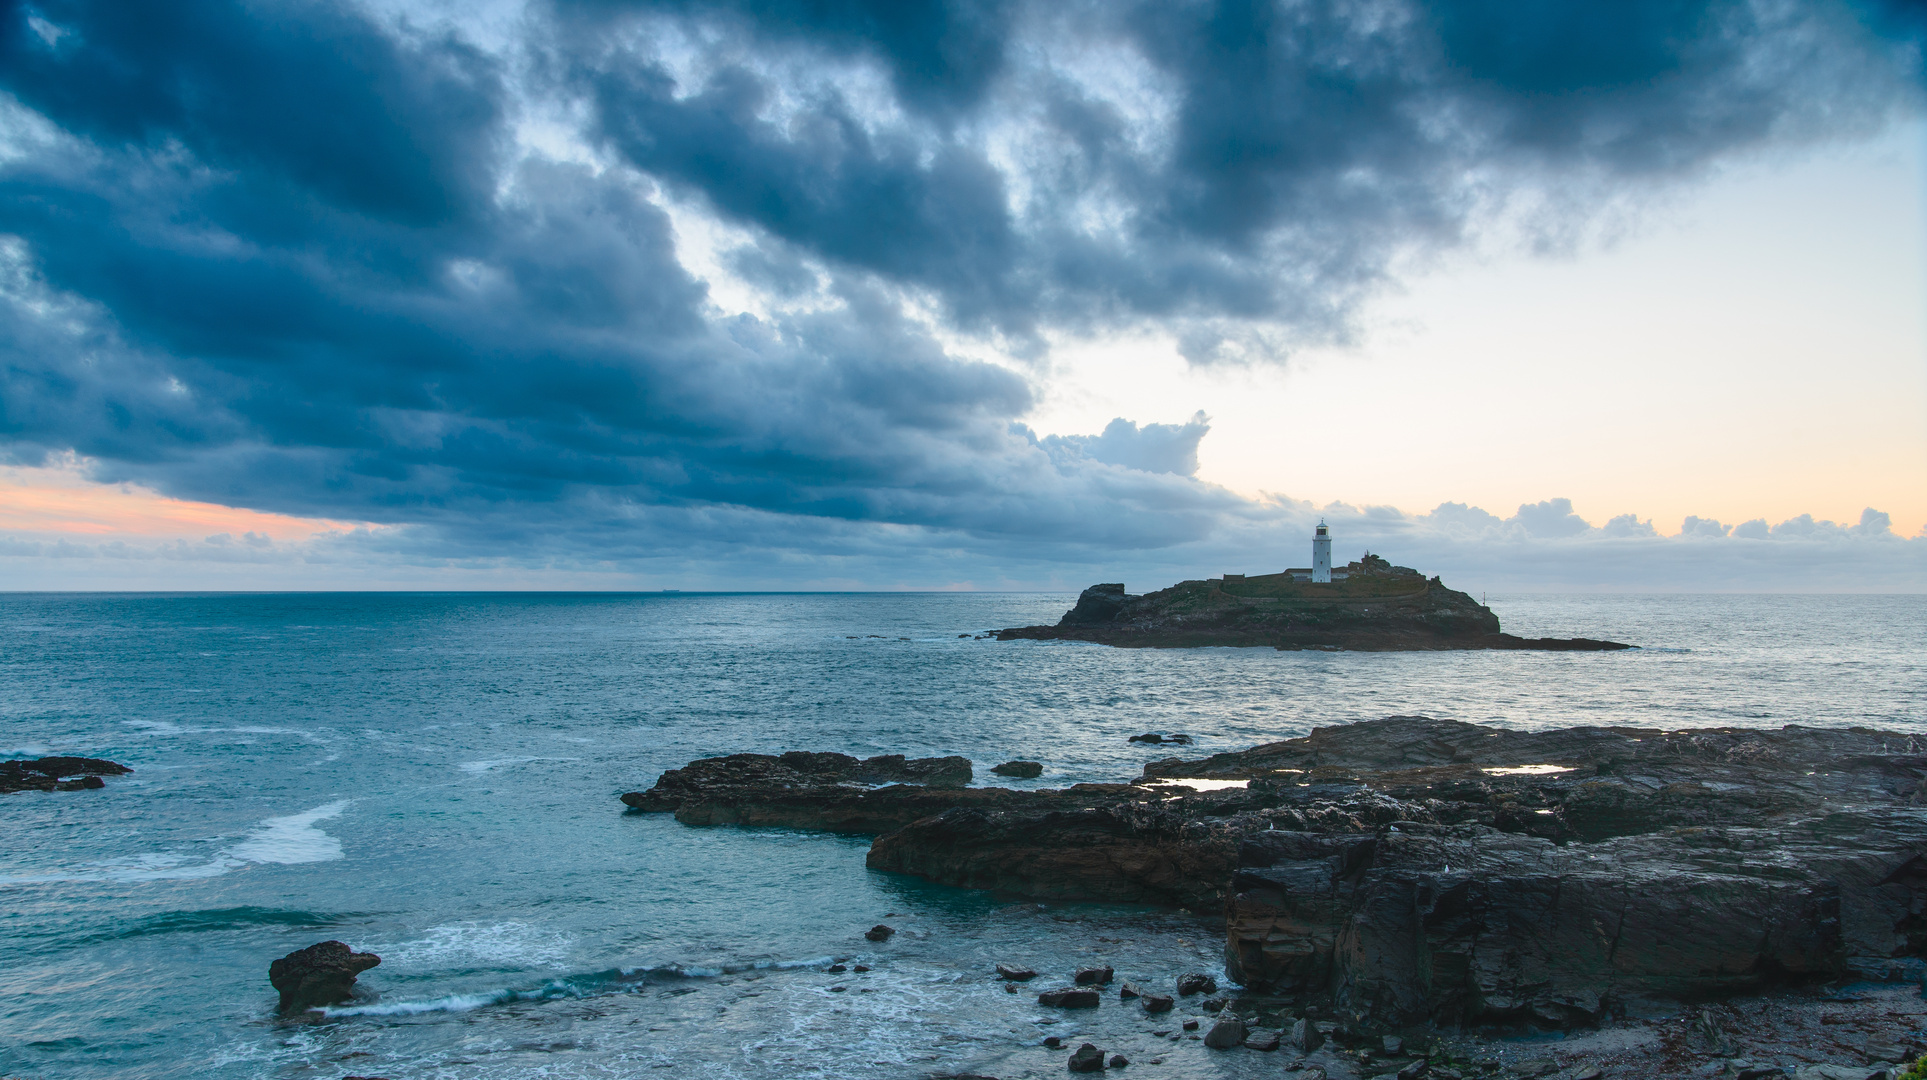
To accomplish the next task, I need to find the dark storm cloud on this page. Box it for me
[0,0,1922,568]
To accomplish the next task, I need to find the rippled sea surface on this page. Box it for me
[2,592,1922,1079]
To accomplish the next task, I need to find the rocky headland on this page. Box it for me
[996,557,1632,651]
[1,755,130,794]
[623,718,1927,1050]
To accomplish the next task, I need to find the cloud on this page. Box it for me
[0,0,1921,582]
[1041,412,1210,475]
[1512,497,1594,538]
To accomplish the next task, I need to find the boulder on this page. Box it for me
[1288,1017,1324,1052]
[1202,1017,1248,1049]
[864,924,894,942]
[1141,993,1174,1013]
[1074,966,1113,985]
[268,941,380,1012]
[996,963,1038,981]
[1106,1054,1129,1068]
[1243,1030,1281,1051]
[1118,981,1142,998]
[1175,973,1217,996]
[992,760,1044,779]
[1039,988,1102,1008]
[1067,1043,1106,1073]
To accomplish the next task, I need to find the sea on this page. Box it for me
[1,592,1922,1080]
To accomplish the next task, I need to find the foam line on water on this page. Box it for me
[227,801,348,865]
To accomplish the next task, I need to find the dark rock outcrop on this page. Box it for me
[625,717,1927,1031]
[1039,988,1101,1008]
[268,941,380,1012]
[991,760,1044,778]
[997,560,1631,651]
[2,756,130,794]
[620,750,986,831]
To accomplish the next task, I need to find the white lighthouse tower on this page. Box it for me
[1312,521,1333,583]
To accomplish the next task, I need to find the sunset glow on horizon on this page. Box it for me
[0,461,364,543]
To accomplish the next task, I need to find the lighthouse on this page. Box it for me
[1312,522,1332,583]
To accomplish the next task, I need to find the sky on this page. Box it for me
[0,0,1923,592]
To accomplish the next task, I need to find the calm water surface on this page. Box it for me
[1,592,1921,1079]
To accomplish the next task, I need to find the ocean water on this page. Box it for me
[0,592,1922,1080]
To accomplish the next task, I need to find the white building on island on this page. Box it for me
[1285,522,1349,583]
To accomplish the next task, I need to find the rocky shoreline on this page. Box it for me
[623,718,1927,1076]
[996,562,1633,651]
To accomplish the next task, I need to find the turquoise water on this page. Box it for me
[1,592,1922,1079]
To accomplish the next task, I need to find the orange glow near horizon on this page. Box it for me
[0,461,363,541]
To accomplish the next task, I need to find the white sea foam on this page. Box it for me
[457,756,576,775]
[321,991,510,1017]
[226,801,349,864]
[377,922,573,969]
[1,802,347,885]
[1140,777,1250,791]
[1481,765,1575,776]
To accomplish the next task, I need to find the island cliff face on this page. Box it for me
[997,556,1630,651]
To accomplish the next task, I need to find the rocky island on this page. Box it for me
[998,554,1631,651]
[623,718,1927,1049]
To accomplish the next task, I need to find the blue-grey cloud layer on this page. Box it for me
[0,0,1921,573]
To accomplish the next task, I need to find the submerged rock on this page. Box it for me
[863,924,894,942]
[996,963,1038,981]
[268,941,380,1012]
[1,756,131,794]
[1039,988,1102,1008]
[1074,966,1113,985]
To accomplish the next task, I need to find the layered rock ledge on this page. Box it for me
[996,559,1632,651]
[622,718,1927,1032]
